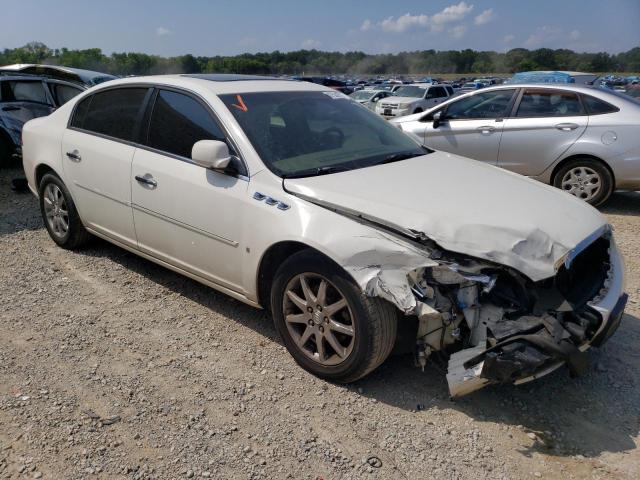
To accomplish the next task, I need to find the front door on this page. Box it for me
[131,89,248,291]
[425,88,517,164]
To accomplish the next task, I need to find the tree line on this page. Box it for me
[1,42,638,76]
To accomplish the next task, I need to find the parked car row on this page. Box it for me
[20,73,627,398]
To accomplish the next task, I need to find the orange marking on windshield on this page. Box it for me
[232,94,248,112]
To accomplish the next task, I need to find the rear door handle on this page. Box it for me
[476,126,496,134]
[66,150,81,161]
[555,123,579,131]
[135,175,157,187]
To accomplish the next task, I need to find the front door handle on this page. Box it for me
[66,150,81,161]
[476,126,496,134]
[135,175,157,187]
[555,123,579,131]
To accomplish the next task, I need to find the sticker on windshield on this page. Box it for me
[322,91,348,100]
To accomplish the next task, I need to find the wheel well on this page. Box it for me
[256,241,330,310]
[0,128,16,154]
[551,154,616,189]
[35,164,57,189]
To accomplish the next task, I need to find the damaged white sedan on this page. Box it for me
[22,74,627,397]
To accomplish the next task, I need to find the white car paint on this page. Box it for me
[21,75,626,396]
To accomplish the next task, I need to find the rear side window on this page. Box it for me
[76,88,149,142]
[6,81,49,104]
[146,89,225,159]
[516,89,584,117]
[582,95,619,115]
[51,83,82,106]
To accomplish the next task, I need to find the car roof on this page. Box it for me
[83,74,330,95]
[1,63,116,85]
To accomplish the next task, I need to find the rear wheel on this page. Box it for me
[39,173,90,249]
[553,158,613,206]
[271,250,397,383]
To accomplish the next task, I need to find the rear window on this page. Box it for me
[72,88,149,142]
[582,95,619,115]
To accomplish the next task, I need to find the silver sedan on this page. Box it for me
[391,84,640,205]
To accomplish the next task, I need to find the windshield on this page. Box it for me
[392,86,426,98]
[350,90,374,101]
[220,91,425,178]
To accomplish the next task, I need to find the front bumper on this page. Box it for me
[376,106,411,118]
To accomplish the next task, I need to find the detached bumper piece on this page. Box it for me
[447,294,627,398]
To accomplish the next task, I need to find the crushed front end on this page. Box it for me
[406,227,627,397]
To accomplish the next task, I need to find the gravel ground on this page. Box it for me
[1,165,639,480]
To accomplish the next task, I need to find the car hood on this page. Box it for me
[381,96,421,104]
[283,152,607,281]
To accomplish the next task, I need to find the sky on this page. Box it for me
[2,0,639,56]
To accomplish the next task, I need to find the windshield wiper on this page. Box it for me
[282,165,352,179]
[377,151,424,165]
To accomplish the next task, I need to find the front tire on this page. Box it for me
[271,250,398,383]
[39,173,90,249]
[553,158,613,206]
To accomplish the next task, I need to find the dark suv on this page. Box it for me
[0,66,116,165]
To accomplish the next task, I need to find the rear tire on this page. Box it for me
[553,158,613,206]
[38,173,90,249]
[271,250,398,383]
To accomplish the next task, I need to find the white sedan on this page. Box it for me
[22,74,626,396]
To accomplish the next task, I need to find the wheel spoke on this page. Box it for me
[314,332,325,361]
[286,290,307,311]
[325,331,346,358]
[316,279,327,306]
[285,313,308,324]
[297,326,313,347]
[324,298,347,317]
[329,319,354,336]
[299,275,316,303]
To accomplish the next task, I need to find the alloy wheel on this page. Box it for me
[282,273,355,366]
[560,166,602,202]
[43,183,69,238]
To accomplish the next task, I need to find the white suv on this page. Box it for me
[375,84,454,118]
[22,74,626,397]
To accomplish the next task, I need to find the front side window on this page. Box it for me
[220,91,425,178]
[147,90,226,159]
[6,81,49,104]
[582,95,619,115]
[445,89,516,120]
[393,86,427,98]
[516,89,584,117]
[77,88,149,142]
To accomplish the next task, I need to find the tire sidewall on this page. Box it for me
[553,159,613,206]
[271,252,374,380]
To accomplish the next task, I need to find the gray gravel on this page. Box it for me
[1,165,639,479]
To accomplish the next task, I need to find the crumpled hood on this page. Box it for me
[284,152,607,281]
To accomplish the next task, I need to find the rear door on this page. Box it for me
[424,88,517,164]
[497,88,588,176]
[131,88,248,291]
[62,87,151,247]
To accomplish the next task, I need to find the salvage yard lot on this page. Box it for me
[1,165,639,479]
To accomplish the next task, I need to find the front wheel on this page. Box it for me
[553,158,613,206]
[271,250,398,383]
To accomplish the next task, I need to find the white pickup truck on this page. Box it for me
[375,84,454,118]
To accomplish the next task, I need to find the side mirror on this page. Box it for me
[432,111,443,129]
[192,140,231,170]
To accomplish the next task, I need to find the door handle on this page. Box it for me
[555,123,579,131]
[2,105,21,111]
[135,175,157,187]
[476,126,496,134]
[66,150,81,161]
